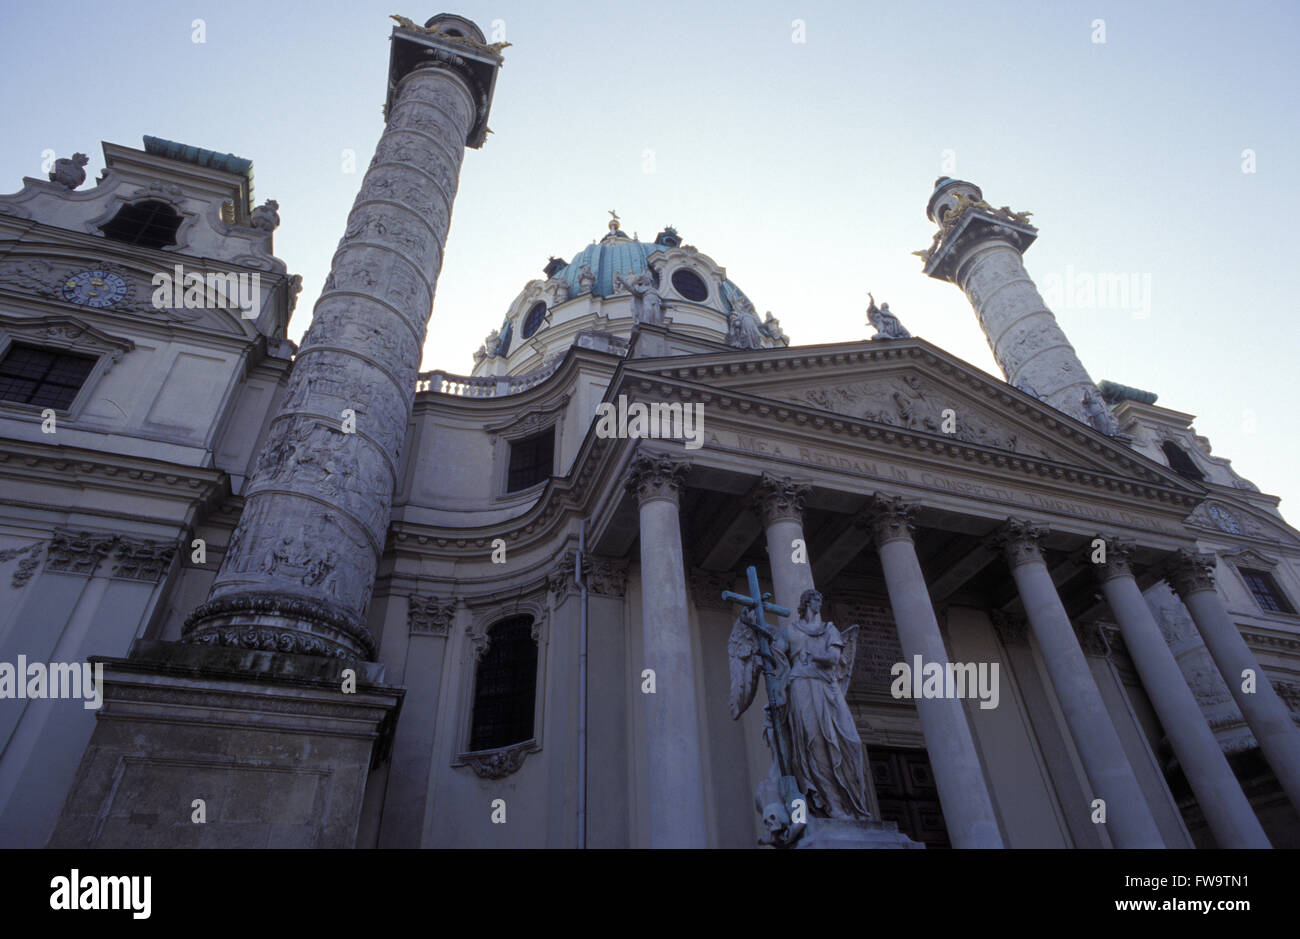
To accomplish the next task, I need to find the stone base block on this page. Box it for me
[47,639,402,848]
[796,817,926,849]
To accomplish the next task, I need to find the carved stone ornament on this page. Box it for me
[0,541,45,588]
[690,568,737,609]
[859,494,918,547]
[774,373,1065,460]
[44,529,117,575]
[111,538,178,583]
[409,594,456,635]
[624,451,690,506]
[1165,550,1218,599]
[749,473,812,527]
[464,740,536,779]
[1075,622,1111,658]
[552,552,629,599]
[48,153,89,189]
[991,518,1048,570]
[990,610,1030,645]
[183,593,377,660]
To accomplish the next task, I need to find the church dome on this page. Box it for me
[470,218,771,379]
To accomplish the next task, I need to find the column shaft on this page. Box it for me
[1169,552,1300,814]
[1000,521,1164,847]
[628,453,708,847]
[1097,548,1268,847]
[186,59,490,659]
[869,497,1004,848]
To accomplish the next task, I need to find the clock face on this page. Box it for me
[63,270,128,308]
[1208,504,1243,534]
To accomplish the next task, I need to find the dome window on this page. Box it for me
[671,269,708,302]
[521,301,548,339]
[100,200,181,250]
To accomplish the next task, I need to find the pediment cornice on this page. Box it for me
[618,338,1202,496]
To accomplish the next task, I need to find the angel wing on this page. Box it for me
[728,611,761,720]
[833,624,859,698]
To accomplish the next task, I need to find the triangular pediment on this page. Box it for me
[632,338,1205,493]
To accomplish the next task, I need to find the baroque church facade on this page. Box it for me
[1,14,1298,849]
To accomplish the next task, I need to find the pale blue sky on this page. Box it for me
[2,1,1297,513]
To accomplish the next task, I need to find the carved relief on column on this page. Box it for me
[991,518,1048,569]
[859,494,918,546]
[1165,549,1218,599]
[624,451,690,507]
[1091,537,1136,584]
[44,530,116,575]
[748,472,811,527]
[409,594,456,636]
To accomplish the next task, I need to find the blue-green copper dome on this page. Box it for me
[556,233,752,314]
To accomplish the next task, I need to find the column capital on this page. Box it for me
[624,451,690,507]
[748,472,812,527]
[1091,537,1137,584]
[1165,549,1218,598]
[991,517,1048,570]
[858,493,919,546]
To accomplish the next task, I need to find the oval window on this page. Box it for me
[521,301,547,338]
[671,269,708,302]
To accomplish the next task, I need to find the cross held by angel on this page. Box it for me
[727,571,873,836]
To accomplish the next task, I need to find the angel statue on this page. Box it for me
[866,292,910,340]
[728,577,872,846]
[612,270,664,325]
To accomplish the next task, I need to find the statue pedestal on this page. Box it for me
[48,639,401,848]
[796,817,926,849]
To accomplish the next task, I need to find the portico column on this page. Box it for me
[1167,550,1300,814]
[750,473,815,612]
[1096,542,1270,848]
[625,451,708,847]
[866,496,1004,848]
[996,519,1165,847]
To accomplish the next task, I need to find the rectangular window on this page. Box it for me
[506,427,554,493]
[0,343,96,410]
[1239,568,1296,614]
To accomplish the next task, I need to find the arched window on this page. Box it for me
[100,200,182,249]
[521,301,547,339]
[469,615,538,751]
[1161,441,1204,481]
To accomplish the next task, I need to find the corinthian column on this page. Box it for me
[1166,550,1300,814]
[749,473,815,613]
[1095,542,1269,848]
[626,451,708,847]
[995,519,1164,847]
[183,18,503,659]
[866,496,1004,848]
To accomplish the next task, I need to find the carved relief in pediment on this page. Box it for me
[774,375,1069,460]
